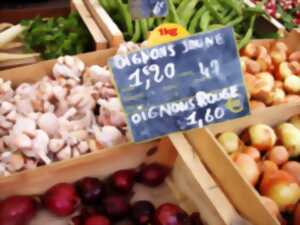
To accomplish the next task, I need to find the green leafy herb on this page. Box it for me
[21,13,93,60]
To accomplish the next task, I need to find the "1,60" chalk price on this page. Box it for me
[186,106,225,128]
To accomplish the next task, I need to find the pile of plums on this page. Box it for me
[0,163,204,225]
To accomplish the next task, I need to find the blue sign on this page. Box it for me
[109,27,250,142]
[130,0,168,19]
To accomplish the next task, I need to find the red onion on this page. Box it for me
[43,183,80,217]
[0,196,37,225]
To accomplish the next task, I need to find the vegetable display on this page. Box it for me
[99,0,269,48]
[252,0,300,29]
[217,118,300,224]
[241,40,300,110]
[0,163,205,225]
[21,13,93,60]
[0,42,148,176]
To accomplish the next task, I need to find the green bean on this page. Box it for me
[99,0,110,12]
[226,16,243,27]
[238,15,256,49]
[217,0,242,15]
[244,5,265,14]
[131,20,141,42]
[223,10,237,24]
[178,0,199,26]
[166,0,181,24]
[155,18,163,26]
[116,0,133,35]
[188,6,206,33]
[141,19,148,40]
[208,24,224,31]
[203,0,224,23]
[199,11,211,31]
[172,0,182,6]
[176,0,190,16]
[147,18,155,30]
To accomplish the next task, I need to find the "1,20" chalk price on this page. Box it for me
[128,59,220,90]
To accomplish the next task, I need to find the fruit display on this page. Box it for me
[241,39,300,110]
[98,0,273,48]
[0,163,204,225]
[251,0,300,29]
[0,41,151,176]
[217,116,300,224]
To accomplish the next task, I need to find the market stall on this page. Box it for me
[0,0,299,225]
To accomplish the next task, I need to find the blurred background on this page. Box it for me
[0,0,69,23]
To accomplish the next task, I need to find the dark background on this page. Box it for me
[0,0,69,23]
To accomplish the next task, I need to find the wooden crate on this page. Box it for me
[0,0,107,70]
[0,49,248,225]
[243,0,285,30]
[83,0,280,48]
[71,0,108,50]
[0,136,249,225]
[83,0,124,47]
[185,102,300,225]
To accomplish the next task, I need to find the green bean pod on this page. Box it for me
[147,18,155,30]
[140,19,148,40]
[238,15,256,49]
[188,6,206,33]
[99,0,110,12]
[199,11,211,31]
[178,0,198,26]
[217,0,242,15]
[166,0,181,24]
[226,16,243,27]
[203,0,224,23]
[131,20,142,42]
[116,0,133,35]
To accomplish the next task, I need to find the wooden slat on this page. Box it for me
[0,0,69,24]
[71,0,108,50]
[0,48,116,86]
[169,133,251,225]
[244,0,285,30]
[84,0,124,47]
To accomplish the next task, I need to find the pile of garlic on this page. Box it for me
[0,42,141,176]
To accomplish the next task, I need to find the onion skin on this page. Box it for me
[43,183,80,217]
[232,153,260,186]
[243,146,261,162]
[259,160,279,176]
[282,161,300,185]
[248,124,277,151]
[217,132,241,154]
[0,196,37,225]
[267,146,289,166]
[83,215,111,225]
[294,203,300,225]
[260,170,300,211]
[260,196,280,219]
[154,203,189,225]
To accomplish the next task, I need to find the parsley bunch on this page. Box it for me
[21,13,93,59]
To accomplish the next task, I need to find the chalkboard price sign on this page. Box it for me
[109,27,250,142]
[129,0,168,19]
